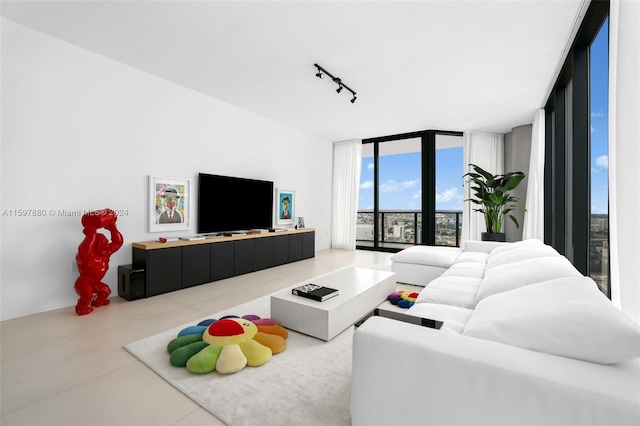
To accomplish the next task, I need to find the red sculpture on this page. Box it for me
[74,209,123,315]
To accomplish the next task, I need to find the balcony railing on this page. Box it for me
[356,210,462,247]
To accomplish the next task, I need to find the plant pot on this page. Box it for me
[481,232,506,242]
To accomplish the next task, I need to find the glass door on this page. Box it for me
[357,131,463,251]
[377,138,422,247]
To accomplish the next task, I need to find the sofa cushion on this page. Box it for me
[416,276,482,309]
[442,261,486,279]
[455,251,489,264]
[487,238,543,257]
[476,255,581,303]
[463,276,640,364]
[390,246,462,268]
[486,242,559,269]
[406,302,473,334]
[462,240,511,253]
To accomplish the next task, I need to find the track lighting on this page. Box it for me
[314,63,357,103]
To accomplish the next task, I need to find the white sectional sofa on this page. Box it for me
[390,240,507,287]
[352,239,640,425]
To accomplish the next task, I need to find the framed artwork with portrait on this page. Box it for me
[276,189,295,226]
[149,175,191,232]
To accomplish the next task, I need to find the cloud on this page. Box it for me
[595,155,608,169]
[360,180,373,189]
[591,110,606,132]
[380,179,420,192]
[367,162,374,170]
[436,187,460,203]
[412,190,422,200]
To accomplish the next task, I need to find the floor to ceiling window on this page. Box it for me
[589,16,610,294]
[377,138,422,246]
[357,144,376,243]
[435,135,464,246]
[545,0,610,297]
[357,137,422,249]
[356,130,463,251]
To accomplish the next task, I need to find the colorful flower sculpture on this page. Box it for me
[167,315,288,374]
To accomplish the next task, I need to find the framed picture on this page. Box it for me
[276,189,295,226]
[296,217,305,229]
[149,176,191,232]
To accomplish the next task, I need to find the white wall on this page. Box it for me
[0,19,332,320]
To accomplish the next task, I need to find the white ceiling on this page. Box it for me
[1,0,585,141]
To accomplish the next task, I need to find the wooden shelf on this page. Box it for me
[132,228,315,250]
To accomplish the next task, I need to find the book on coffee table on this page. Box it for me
[292,284,339,302]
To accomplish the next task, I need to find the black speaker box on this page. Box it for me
[118,264,145,301]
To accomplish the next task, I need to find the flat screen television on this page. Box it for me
[197,173,274,234]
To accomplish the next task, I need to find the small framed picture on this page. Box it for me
[296,217,305,229]
[276,189,295,226]
[149,175,191,232]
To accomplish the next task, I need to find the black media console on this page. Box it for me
[122,229,315,299]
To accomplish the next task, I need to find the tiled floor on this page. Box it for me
[1,249,393,426]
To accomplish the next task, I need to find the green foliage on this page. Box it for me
[463,164,526,234]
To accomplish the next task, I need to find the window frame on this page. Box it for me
[544,0,610,297]
[358,129,463,252]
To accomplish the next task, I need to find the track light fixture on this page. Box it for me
[314,63,357,103]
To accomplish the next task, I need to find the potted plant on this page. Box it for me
[464,164,526,242]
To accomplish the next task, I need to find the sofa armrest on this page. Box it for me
[351,316,640,426]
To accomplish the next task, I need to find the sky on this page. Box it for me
[359,17,609,216]
[590,17,609,215]
[359,146,463,211]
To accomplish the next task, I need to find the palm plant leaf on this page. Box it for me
[463,163,526,233]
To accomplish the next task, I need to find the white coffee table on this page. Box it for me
[270,266,396,341]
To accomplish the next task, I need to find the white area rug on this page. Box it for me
[124,295,353,426]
